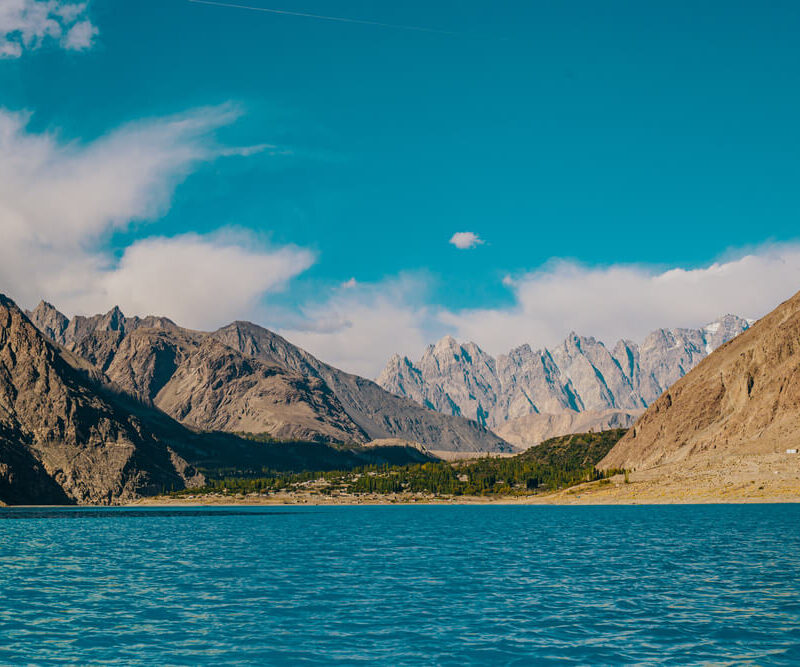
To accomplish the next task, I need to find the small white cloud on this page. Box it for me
[0,0,98,58]
[341,277,357,289]
[449,231,484,250]
[62,18,96,50]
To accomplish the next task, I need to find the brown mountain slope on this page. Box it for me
[0,294,204,504]
[29,303,369,444]
[212,321,512,453]
[600,289,800,472]
[3,295,443,505]
[154,339,367,443]
[28,303,509,453]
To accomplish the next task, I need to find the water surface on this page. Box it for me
[1,504,799,665]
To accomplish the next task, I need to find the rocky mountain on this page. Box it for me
[599,290,800,472]
[378,315,752,430]
[0,294,204,504]
[28,302,508,454]
[0,294,453,505]
[210,321,510,454]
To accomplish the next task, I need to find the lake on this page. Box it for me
[1,504,798,665]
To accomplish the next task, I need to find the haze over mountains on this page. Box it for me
[378,315,752,440]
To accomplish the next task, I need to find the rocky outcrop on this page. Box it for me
[599,291,800,472]
[377,316,752,428]
[496,409,643,449]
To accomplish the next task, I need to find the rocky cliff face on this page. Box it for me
[28,304,508,453]
[377,315,752,428]
[28,303,367,445]
[599,292,800,472]
[0,295,204,505]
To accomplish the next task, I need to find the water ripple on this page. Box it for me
[0,505,798,665]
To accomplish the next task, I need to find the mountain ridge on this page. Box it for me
[377,315,752,430]
[1,294,204,504]
[27,301,509,453]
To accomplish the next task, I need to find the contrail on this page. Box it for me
[187,0,455,34]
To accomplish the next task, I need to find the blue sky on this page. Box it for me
[2,0,800,375]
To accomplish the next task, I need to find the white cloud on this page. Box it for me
[279,276,436,378]
[0,106,315,328]
[441,249,800,355]
[449,231,484,249]
[61,18,96,50]
[0,0,97,57]
[100,233,313,329]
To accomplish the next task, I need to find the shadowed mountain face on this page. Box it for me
[377,316,751,430]
[27,303,509,454]
[600,290,800,471]
[0,295,203,505]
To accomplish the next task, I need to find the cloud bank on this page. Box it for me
[0,107,313,329]
[442,249,800,356]
[280,246,800,377]
[279,276,436,378]
[0,0,97,57]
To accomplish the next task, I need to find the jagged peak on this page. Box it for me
[386,352,408,366]
[103,305,125,325]
[219,319,284,337]
[505,342,534,359]
[434,334,460,350]
[33,299,63,314]
[703,313,749,329]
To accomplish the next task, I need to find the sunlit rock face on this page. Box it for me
[378,315,752,429]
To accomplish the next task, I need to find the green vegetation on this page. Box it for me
[171,429,628,499]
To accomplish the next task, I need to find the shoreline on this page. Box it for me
[4,454,799,508]
[3,495,799,509]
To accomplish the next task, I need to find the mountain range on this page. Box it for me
[26,299,508,455]
[377,315,752,442]
[1,292,516,504]
[3,285,796,504]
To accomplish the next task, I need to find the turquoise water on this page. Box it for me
[1,505,799,665]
